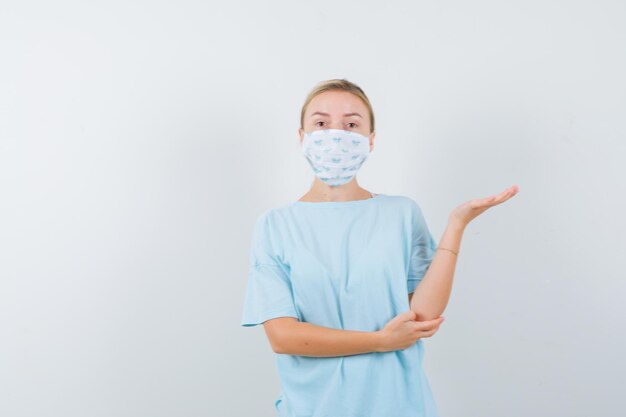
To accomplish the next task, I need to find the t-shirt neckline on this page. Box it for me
[292,192,383,208]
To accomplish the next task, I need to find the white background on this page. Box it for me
[1,1,625,416]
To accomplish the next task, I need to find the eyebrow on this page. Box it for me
[309,111,362,118]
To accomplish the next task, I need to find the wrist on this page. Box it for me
[372,330,386,353]
[446,217,466,232]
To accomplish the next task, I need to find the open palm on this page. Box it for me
[450,185,519,227]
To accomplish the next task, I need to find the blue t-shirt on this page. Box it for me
[240,193,439,417]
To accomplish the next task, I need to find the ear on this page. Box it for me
[298,127,304,145]
[369,131,376,152]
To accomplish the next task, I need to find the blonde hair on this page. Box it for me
[300,78,375,134]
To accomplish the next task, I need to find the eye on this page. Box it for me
[315,121,326,127]
[347,122,358,128]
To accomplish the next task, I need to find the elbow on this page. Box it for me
[263,317,298,354]
[409,293,446,321]
[410,308,430,321]
[271,337,288,354]
[409,304,443,321]
[415,312,441,321]
[265,331,290,354]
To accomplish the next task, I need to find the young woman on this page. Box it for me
[241,79,519,417]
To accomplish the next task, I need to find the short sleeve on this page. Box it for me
[407,201,438,294]
[240,211,299,327]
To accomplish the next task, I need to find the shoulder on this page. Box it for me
[379,194,430,229]
[252,203,293,235]
[255,203,290,223]
[378,193,423,213]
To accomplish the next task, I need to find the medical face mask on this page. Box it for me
[301,128,371,187]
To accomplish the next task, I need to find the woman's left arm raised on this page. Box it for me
[409,185,520,321]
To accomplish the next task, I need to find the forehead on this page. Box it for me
[307,90,367,115]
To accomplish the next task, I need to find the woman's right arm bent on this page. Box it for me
[262,312,444,357]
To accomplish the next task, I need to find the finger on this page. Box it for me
[477,187,516,208]
[424,328,439,337]
[487,190,510,203]
[495,185,519,201]
[413,319,443,331]
[489,190,516,206]
[419,317,444,328]
[424,322,443,334]
[500,185,519,202]
[471,195,500,209]
[418,328,437,338]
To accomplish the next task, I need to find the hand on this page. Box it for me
[449,184,519,228]
[376,310,445,352]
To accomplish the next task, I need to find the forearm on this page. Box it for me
[277,321,382,357]
[409,219,465,321]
